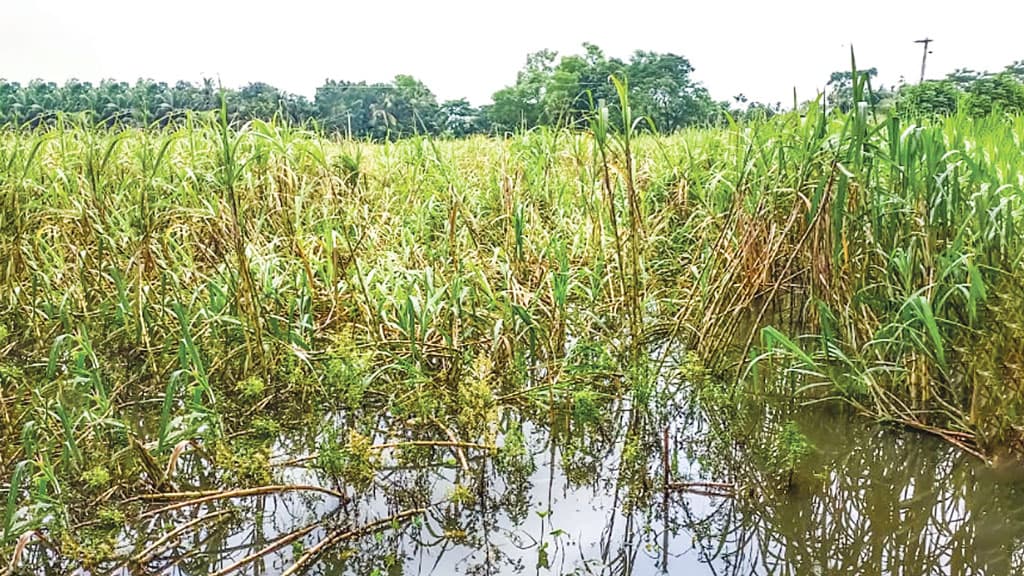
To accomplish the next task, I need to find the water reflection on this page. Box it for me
[698,407,1024,576]
[19,394,1024,575]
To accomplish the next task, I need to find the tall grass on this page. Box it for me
[0,89,1022,561]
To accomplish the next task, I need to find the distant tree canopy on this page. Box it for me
[2,47,1023,137]
[0,74,488,139]
[897,62,1024,117]
[0,76,459,137]
[484,43,719,132]
[0,43,724,137]
[824,67,897,112]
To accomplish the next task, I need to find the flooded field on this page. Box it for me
[3,112,1023,575]
[17,383,1024,576]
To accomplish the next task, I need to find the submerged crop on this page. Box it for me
[1,98,1023,572]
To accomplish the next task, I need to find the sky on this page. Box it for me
[2,0,1022,107]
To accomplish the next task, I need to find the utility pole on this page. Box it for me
[914,38,934,83]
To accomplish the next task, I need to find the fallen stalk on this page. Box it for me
[270,441,496,468]
[281,508,426,576]
[132,484,348,520]
[666,481,735,491]
[132,509,234,565]
[207,520,324,576]
[4,530,55,576]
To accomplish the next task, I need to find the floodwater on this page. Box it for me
[23,388,1024,575]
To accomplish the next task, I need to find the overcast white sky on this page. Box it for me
[2,0,1021,107]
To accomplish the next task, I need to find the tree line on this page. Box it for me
[2,45,1023,138]
[897,61,1024,117]
[0,44,735,137]
[0,75,480,138]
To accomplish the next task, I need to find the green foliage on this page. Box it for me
[495,422,534,477]
[773,421,814,475]
[571,389,600,428]
[897,80,960,117]
[963,73,1024,116]
[457,354,497,441]
[486,43,719,132]
[317,430,379,491]
[448,483,476,506]
[826,67,892,112]
[0,75,474,140]
[438,98,488,137]
[216,441,272,487]
[81,466,111,491]
[897,68,1024,118]
[236,375,267,401]
[95,507,125,529]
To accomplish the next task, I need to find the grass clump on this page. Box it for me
[317,430,379,491]
[215,441,272,487]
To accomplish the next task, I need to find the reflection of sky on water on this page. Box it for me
[204,410,723,576]
[398,420,719,575]
[42,398,1024,575]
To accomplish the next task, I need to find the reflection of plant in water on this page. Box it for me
[494,421,533,477]
[449,483,476,506]
[561,437,603,488]
[772,421,814,490]
[59,528,116,573]
[675,398,1024,575]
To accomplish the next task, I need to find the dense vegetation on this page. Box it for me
[6,47,1024,141]
[5,43,1020,140]
[898,62,1024,117]
[0,44,724,138]
[1,52,1024,572]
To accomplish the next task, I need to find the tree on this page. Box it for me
[485,49,558,132]
[826,68,879,112]
[130,79,172,125]
[1004,61,1024,83]
[963,73,1024,116]
[314,80,414,140]
[93,80,133,126]
[0,80,21,125]
[437,98,486,137]
[231,82,311,124]
[484,44,714,133]
[898,80,959,117]
[946,68,984,90]
[16,80,60,126]
[58,79,94,114]
[315,80,366,136]
[391,74,440,135]
[545,43,625,127]
[627,50,716,130]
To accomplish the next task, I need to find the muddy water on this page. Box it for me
[30,394,1024,575]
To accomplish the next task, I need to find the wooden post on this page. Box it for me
[915,38,934,83]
